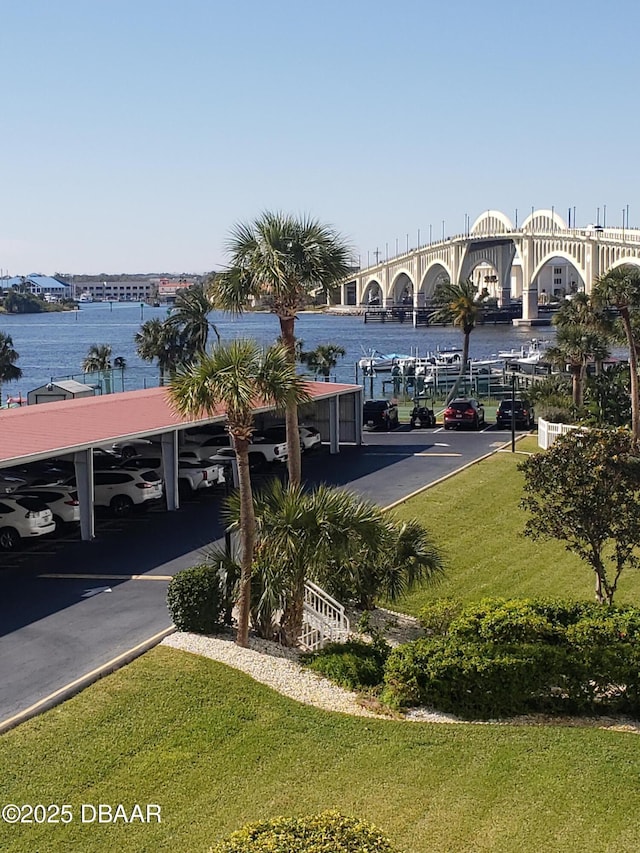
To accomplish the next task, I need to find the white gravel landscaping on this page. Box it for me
[162,618,640,733]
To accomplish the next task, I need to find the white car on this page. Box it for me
[120,454,226,497]
[0,495,56,550]
[65,468,164,517]
[256,425,321,453]
[13,486,81,528]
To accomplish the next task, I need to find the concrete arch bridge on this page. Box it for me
[341,210,640,325]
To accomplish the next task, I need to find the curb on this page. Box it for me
[0,625,175,736]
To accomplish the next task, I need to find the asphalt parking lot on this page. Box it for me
[0,424,515,725]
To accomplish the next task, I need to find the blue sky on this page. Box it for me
[1,0,638,274]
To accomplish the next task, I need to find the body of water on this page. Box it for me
[0,303,557,401]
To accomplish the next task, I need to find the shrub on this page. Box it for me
[418,598,462,636]
[301,640,388,690]
[383,598,640,719]
[166,563,224,634]
[210,810,396,852]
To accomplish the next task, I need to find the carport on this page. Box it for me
[0,382,363,541]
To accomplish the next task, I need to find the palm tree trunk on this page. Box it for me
[279,315,302,485]
[279,571,305,647]
[235,439,256,647]
[445,331,471,405]
[621,309,640,445]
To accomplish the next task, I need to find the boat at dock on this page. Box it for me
[358,350,411,373]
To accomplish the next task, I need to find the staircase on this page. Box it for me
[299,581,350,652]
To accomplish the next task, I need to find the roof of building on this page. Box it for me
[5,275,69,291]
[30,380,95,395]
[0,381,359,467]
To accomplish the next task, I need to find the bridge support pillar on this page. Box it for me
[521,287,539,322]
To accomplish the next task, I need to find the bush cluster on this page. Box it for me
[383,598,640,719]
[166,564,225,634]
[211,810,396,852]
[301,639,389,691]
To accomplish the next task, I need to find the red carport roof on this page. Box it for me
[0,382,360,467]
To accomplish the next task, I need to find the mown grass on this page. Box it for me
[2,647,640,853]
[390,433,640,615]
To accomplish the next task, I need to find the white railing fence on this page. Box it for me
[537,417,581,449]
[299,580,350,652]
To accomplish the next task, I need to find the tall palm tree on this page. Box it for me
[299,343,346,381]
[429,278,483,403]
[553,292,613,375]
[168,339,310,647]
[135,318,186,386]
[0,332,22,404]
[593,265,640,444]
[211,211,353,485]
[165,282,220,361]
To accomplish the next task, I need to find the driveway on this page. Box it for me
[0,425,509,725]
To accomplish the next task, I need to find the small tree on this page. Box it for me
[519,429,640,604]
[299,343,346,381]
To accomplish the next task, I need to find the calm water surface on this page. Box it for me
[0,303,557,399]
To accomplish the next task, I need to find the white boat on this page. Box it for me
[78,292,94,303]
[358,350,411,374]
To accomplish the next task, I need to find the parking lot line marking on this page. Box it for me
[38,573,173,581]
[414,452,462,457]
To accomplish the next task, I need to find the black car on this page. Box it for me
[496,399,535,429]
[363,399,399,430]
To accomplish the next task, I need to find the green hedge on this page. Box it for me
[301,640,389,690]
[211,810,396,852]
[386,598,640,719]
[166,563,224,634]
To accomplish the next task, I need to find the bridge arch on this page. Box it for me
[470,210,514,236]
[419,261,451,303]
[522,209,567,233]
[361,278,383,306]
[390,270,415,305]
[606,257,640,274]
[530,251,587,289]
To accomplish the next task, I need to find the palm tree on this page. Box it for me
[553,292,613,375]
[212,212,353,485]
[593,265,640,444]
[429,278,483,403]
[165,282,219,361]
[299,343,346,381]
[135,318,186,386]
[0,332,22,404]
[168,339,310,647]
[82,343,114,393]
[228,480,444,646]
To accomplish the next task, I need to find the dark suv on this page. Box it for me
[496,399,535,429]
[363,399,399,430]
[443,398,485,430]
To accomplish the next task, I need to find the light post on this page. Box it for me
[510,365,518,453]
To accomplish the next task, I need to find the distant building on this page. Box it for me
[71,279,157,302]
[4,274,71,301]
[156,278,194,303]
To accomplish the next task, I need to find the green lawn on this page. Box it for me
[4,433,640,853]
[390,434,640,615]
[2,647,640,853]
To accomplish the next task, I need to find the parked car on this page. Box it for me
[64,468,164,517]
[205,446,278,475]
[109,438,162,459]
[443,398,485,430]
[496,399,535,429]
[2,461,69,487]
[121,454,226,497]
[363,399,399,431]
[0,495,56,550]
[13,485,81,528]
[258,424,322,452]
[0,473,29,494]
[181,433,288,465]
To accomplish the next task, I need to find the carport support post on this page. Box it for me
[329,396,340,454]
[161,430,179,510]
[74,449,95,541]
[354,388,363,446]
